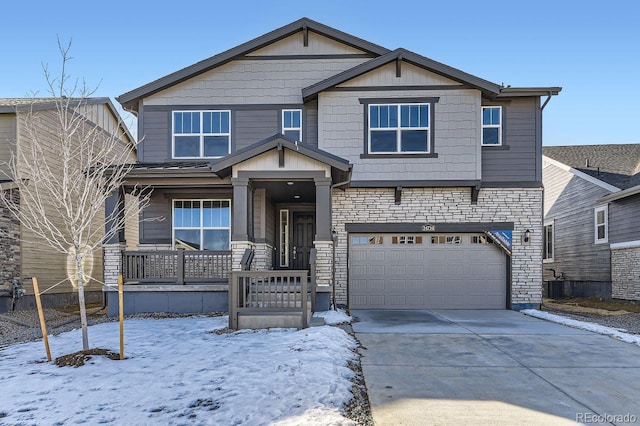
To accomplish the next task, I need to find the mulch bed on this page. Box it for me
[54,348,121,367]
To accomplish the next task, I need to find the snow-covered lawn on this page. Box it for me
[523,309,640,347]
[0,315,359,425]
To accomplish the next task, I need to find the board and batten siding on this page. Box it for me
[482,98,540,183]
[0,114,16,179]
[609,196,640,244]
[543,162,612,281]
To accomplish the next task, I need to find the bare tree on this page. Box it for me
[0,40,150,351]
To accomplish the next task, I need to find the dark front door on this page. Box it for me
[292,212,315,270]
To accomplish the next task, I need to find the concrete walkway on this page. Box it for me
[352,310,640,425]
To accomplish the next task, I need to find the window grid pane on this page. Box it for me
[174,200,231,250]
[369,103,429,153]
[173,110,230,158]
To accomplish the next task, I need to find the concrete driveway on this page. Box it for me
[351,310,640,425]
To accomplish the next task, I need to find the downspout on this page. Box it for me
[329,172,352,310]
[541,91,554,111]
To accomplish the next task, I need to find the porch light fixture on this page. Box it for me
[294,195,301,199]
[287,181,294,185]
[523,229,531,243]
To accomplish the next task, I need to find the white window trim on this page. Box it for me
[543,220,554,262]
[368,103,430,154]
[481,106,502,146]
[282,109,302,142]
[172,110,231,159]
[172,199,231,250]
[594,205,609,244]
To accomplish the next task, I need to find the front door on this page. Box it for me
[292,212,315,270]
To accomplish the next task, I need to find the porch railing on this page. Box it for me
[122,249,232,284]
[229,270,309,329]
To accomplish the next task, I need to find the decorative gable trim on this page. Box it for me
[117,18,390,112]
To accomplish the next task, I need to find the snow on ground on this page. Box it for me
[523,309,640,347]
[0,316,359,425]
[313,309,352,326]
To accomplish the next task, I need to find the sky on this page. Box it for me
[0,0,638,146]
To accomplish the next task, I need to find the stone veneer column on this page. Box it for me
[103,242,126,287]
[313,241,333,288]
[231,241,255,271]
[612,246,640,301]
[253,243,274,270]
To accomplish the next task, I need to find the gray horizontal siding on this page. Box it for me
[140,110,170,162]
[543,163,611,281]
[235,109,278,151]
[609,196,640,244]
[482,98,538,183]
[304,100,318,147]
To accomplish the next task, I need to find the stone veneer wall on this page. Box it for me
[253,243,274,270]
[611,246,640,301]
[0,190,20,286]
[103,243,126,287]
[313,241,333,287]
[331,187,543,308]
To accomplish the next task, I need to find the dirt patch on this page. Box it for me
[54,348,121,367]
[544,297,640,315]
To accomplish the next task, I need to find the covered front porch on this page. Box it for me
[104,135,351,328]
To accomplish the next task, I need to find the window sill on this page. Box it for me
[481,144,510,150]
[360,153,439,159]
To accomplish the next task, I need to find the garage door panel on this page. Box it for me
[349,233,507,310]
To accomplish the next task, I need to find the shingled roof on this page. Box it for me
[543,144,640,189]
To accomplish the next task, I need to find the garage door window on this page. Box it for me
[431,235,461,244]
[352,235,384,245]
[392,235,422,244]
[471,235,494,244]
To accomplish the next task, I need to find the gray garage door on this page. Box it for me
[349,233,507,309]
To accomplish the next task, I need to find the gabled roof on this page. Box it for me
[117,18,390,112]
[210,134,351,178]
[303,48,503,101]
[543,144,640,190]
[302,48,561,101]
[0,97,135,145]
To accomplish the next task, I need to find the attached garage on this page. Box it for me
[349,233,508,309]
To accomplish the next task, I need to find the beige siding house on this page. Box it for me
[0,98,136,310]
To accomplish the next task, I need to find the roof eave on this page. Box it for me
[497,87,562,98]
[598,184,640,203]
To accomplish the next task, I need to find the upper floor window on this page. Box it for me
[173,200,231,250]
[282,109,302,141]
[481,106,502,146]
[173,111,230,158]
[594,205,608,244]
[543,221,554,261]
[369,104,430,153]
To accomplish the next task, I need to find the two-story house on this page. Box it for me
[0,98,136,312]
[107,18,560,319]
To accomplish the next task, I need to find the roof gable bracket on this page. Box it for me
[396,55,402,78]
[471,185,480,204]
[303,25,309,47]
[278,142,285,168]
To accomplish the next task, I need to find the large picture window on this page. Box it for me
[369,103,430,153]
[481,106,502,146]
[173,200,231,250]
[173,111,230,158]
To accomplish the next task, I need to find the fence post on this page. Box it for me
[301,271,308,328]
[228,272,237,329]
[309,249,317,312]
[176,248,185,285]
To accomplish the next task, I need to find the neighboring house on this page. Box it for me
[108,17,560,322]
[543,144,640,301]
[0,98,137,312]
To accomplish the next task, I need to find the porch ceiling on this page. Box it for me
[253,180,316,203]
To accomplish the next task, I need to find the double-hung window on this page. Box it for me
[173,111,230,158]
[543,221,554,261]
[594,205,608,244]
[481,106,502,145]
[173,200,231,250]
[369,103,430,153]
[282,109,302,141]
